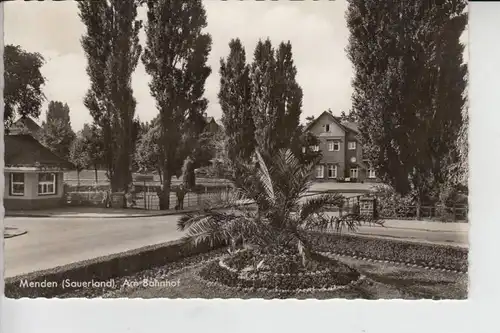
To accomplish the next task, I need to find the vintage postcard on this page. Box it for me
[3,0,468,301]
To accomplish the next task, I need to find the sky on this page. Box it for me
[4,1,468,132]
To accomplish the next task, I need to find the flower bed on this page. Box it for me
[197,250,360,291]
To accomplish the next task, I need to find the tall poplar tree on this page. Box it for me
[250,39,304,157]
[142,0,212,209]
[40,101,76,160]
[346,0,467,204]
[250,39,278,155]
[79,0,142,196]
[218,38,256,165]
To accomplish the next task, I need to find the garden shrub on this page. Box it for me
[65,191,105,207]
[372,185,416,218]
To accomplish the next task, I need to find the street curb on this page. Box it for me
[5,214,53,218]
[4,230,28,238]
[4,208,201,219]
[374,225,469,233]
[4,203,256,219]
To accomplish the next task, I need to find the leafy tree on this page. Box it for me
[182,128,218,188]
[294,124,322,166]
[79,0,142,198]
[207,126,234,179]
[40,101,76,160]
[250,39,304,157]
[142,0,212,209]
[218,38,256,165]
[274,41,303,149]
[339,110,357,122]
[134,118,163,180]
[69,134,91,189]
[81,123,106,185]
[4,45,46,129]
[346,0,467,204]
[304,115,315,127]
[250,39,278,155]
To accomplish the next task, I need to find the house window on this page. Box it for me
[10,173,25,196]
[348,141,357,150]
[315,165,324,179]
[38,173,57,195]
[350,168,359,179]
[310,145,320,152]
[327,164,337,178]
[325,124,330,132]
[368,167,376,179]
[327,140,340,151]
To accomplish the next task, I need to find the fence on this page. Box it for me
[377,204,468,222]
[63,181,469,222]
[313,193,468,222]
[64,185,234,211]
[132,187,233,210]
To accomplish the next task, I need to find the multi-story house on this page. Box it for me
[303,111,378,183]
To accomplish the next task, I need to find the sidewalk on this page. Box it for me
[4,200,255,219]
[4,207,197,219]
[380,219,469,233]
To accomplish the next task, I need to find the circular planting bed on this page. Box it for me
[196,250,362,292]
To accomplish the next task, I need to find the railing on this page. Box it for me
[377,204,468,222]
[63,183,468,222]
[133,188,233,211]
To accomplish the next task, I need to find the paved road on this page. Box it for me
[4,215,468,278]
[4,215,184,278]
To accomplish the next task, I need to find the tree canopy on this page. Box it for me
[4,44,46,129]
[142,0,212,208]
[218,38,256,164]
[78,0,142,194]
[40,101,76,160]
[346,0,468,203]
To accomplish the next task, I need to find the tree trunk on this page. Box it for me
[161,171,172,210]
[158,168,163,184]
[77,170,81,191]
[185,164,196,189]
[94,166,98,187]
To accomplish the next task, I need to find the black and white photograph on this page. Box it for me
[3,0,468,300]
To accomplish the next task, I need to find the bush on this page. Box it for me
[372,185,416,218]
[65,191,105,207]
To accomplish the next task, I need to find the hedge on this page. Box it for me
[309,232,468,272]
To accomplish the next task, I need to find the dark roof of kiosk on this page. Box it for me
[4,134,75,169]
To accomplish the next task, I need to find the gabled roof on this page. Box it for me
[10,116,42,134]
[304,111,359,134]
[4,134,75,169]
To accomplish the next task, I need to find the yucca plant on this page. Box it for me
[178,149,382,266]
